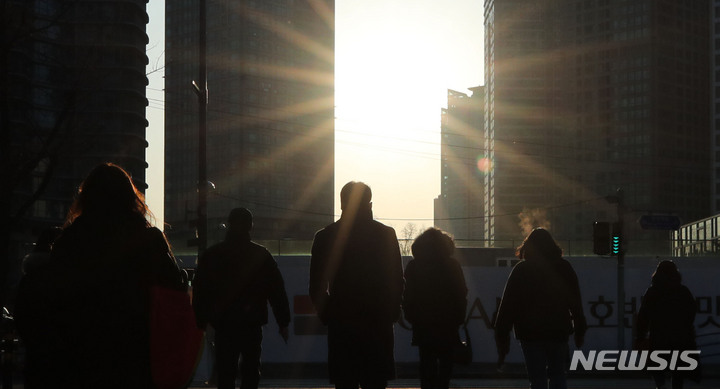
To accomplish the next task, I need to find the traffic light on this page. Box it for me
[611,222,622,256]
[592,222,610,255]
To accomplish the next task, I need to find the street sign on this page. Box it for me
[638,215,681,230]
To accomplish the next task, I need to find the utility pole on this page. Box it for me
[193,0,208,256]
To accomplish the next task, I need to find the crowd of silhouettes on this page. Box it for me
[9,167,704,389]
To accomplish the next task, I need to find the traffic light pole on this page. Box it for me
[600,188,627,349]
[615,189,625,350]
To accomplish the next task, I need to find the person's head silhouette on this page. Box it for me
[516,227,562,261]
[340,181,372,219]
[411,227,455,261]
[65,163,150,227]
[651,260,681,286]
[226,207,253,241]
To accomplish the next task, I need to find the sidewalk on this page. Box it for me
[188,363,720,389]
[188,362,719,389]
[189,377,720,389]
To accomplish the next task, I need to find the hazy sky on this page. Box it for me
[145,0,485,232]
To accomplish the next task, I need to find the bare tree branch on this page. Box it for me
[146,49,165,77]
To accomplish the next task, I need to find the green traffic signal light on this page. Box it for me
[612,235,620,255]
[611,221,622,256]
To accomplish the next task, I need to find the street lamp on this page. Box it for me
[193,0,208,256]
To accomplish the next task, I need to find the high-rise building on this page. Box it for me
[1,0,149,306]
[164,0,335,253]
[2,0,149,259]
[484,0,710,254]
[434,87,485,244]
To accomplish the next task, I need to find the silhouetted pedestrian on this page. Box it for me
[309,181,404,389]
[403,227,467,389]
[14,163,187,389]
[494,228,586,389]
[193,207,290,389]
[635,260,697,389]
[21,227,62,275]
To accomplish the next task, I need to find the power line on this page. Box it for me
[149,89,658,158]
[149,95,713,173]
[209,190,607,222]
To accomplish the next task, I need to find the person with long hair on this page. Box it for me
[494,228,586,389]
[15,163,186,389]
[403,228,467,389]
[635,260,698,389]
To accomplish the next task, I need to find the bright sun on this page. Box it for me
[333,0,483,228]
[145,0,484,230]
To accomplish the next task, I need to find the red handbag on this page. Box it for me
[149,286,205,389]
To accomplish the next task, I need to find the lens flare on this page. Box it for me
[477,156,493,174]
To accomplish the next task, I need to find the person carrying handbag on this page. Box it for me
[15,163,189,389]
[403,228,468,389]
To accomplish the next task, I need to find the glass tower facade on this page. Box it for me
[434,87,485,244]
[484,0,710,254]
[164,0,335,254]
[3,0,149,257]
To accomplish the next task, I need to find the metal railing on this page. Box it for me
[170,238,716,258]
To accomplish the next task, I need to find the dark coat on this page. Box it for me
[403,256,467,348]
[494,257,587,342]
[15,218,186,389]
[309,215,404,325]
[636,282,696,351]
[192,235,290,330]
[309,214,404,381]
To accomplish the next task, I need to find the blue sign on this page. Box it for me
[639,215,681,231]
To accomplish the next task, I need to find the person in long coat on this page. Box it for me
[15,163,186,389]
[309,181,404,389]
[494,228,586,389]
[403,227,467,389]
[635,260,698,389]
